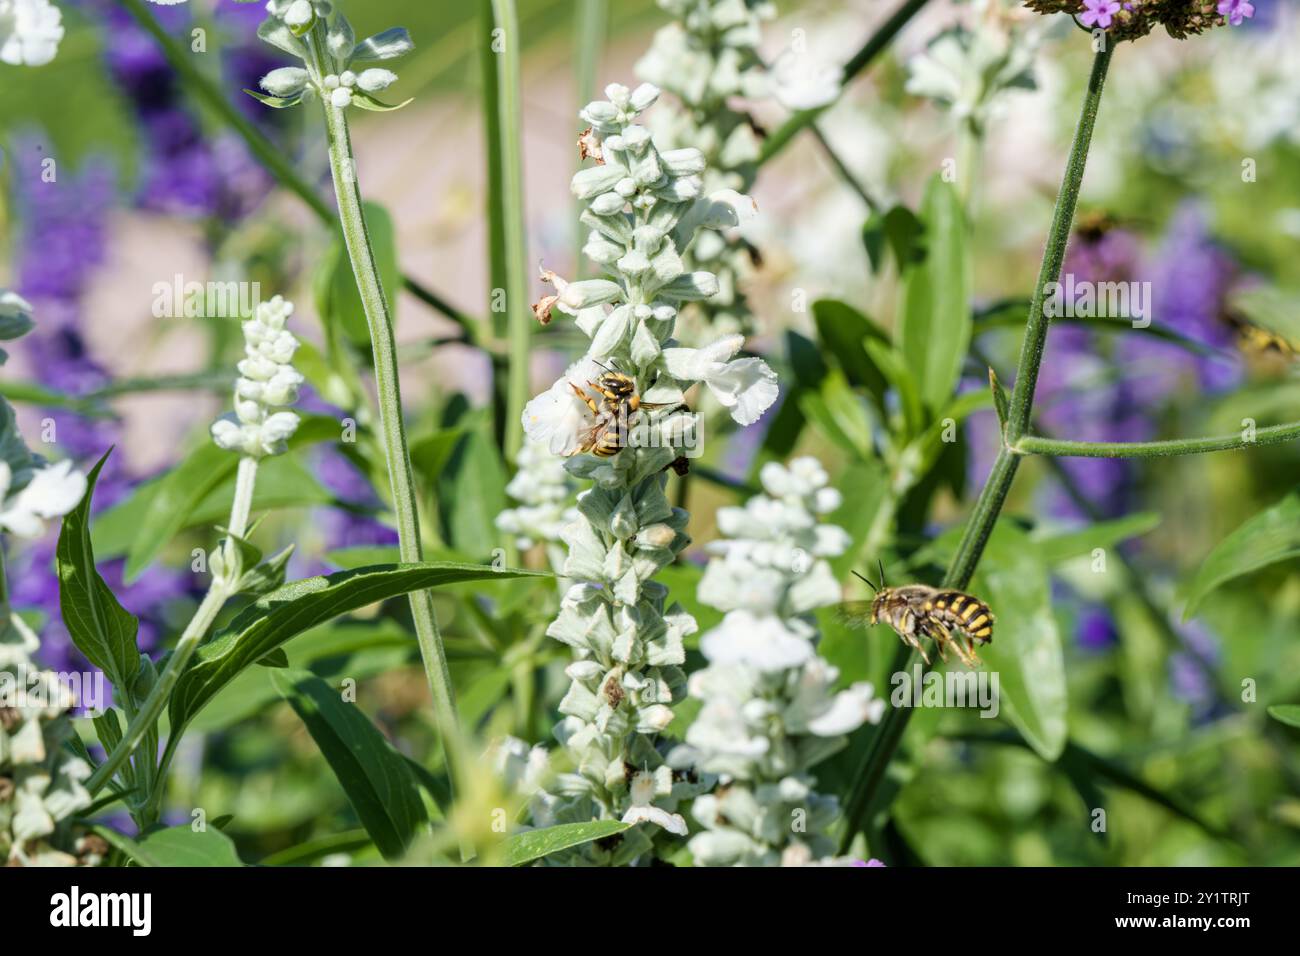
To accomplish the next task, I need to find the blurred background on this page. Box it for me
[1,0,1298,865]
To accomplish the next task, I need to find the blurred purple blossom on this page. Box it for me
[1076,605,1119,652]
[1026,206,1241,519]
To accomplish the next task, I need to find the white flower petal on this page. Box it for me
[705,356,779,425]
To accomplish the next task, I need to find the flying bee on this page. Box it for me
[1219,308,1298,362]
[836,563,994,668]
[568,362,682,458]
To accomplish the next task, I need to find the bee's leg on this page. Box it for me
[908,630,931,666]
[954,634,978,668]
[925,622,950,664]
[570,383,601,416]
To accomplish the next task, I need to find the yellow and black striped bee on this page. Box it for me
[1073,208,1120,244]
[569,363,679,458]
[838,564,994,668]
[1220,308,1297,361]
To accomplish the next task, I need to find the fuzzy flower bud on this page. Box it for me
[211,295,302,459]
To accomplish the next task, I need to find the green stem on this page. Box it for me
[488,0,532,463]
[838,43,1115,854]
[1004,44,1114,446]
[758,0,930,164]
[1014,422,1300,458]
[84,455,261,796]
[303,29,461,780]
[809,124,878,211]
[116,0,473,336]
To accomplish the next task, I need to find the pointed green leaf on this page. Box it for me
[503,821,631,866]
[811,299,889,409]
[57,452,141,689]
[169,562,546,732]
[272,668,427,861]
[242,88,304,109]
[1267,705,1300,729]
[897,176,971,414]
[970,525,1068,760]
[349,93,413,112]
[93,824,244,867]
[1181,488,1300,619]
[1033,511,1160,565]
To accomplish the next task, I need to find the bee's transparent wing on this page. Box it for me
[833,601,875,630]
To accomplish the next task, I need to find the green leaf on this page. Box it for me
[811,299,889,409]
[112,418,336,571]
[502,820,631,866]
[272,668,427,861]
[327,200,402,347]
[410,426,467,482]
[94,824,244,867]
[798,370,873,460]
[122,443,237,582]
[862,203,924,273]
[1033,511,1160,565]
[242,88,304,109]
[257,648,290,668]
[349,93,414,112]
[259,830,373,867]
[1181,487,1300,619]
[169,562,545,732]
[56,452,141,690]
[1267,705,1300,729]
[897,176,972,414]
[864,338,924,439]
[970,525,1068,761]
[989,367,1009,431]
[438,419,507,557]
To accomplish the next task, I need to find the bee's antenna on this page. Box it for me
[591,359,614,373]
[878,558,886,589]
[851,569,879,593]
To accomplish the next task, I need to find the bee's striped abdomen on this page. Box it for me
[930,590,994,644]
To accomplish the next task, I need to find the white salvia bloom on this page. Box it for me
[523,79,781,864]
[675,456,884,866]
[1,614,94,865]
[211,295,303,459]
[634,0,774,342]
[496,440,580,551]
[661,334,778,426]
[769,46,842,111]
[903,4,1043,133]
[0,0,64,67]
[0,458,85,539]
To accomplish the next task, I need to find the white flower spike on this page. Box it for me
[211,296,303,459]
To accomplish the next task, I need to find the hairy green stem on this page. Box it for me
[759,0,930,164]
[85,457,261,796]
[116,0,473,334]
[839,44,1115,854]
[1004,44,1114,445]
[303,29,461,780]
[1014,421,1300,458]
[488,0,532,462]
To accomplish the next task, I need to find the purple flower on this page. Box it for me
[851,858,886,867]
[1217,0,1254,26]
[1077,606,1118,652]
[1079,0,1121,29]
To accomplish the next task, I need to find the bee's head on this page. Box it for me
[598,372,635,397]
[853,565,889,622]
